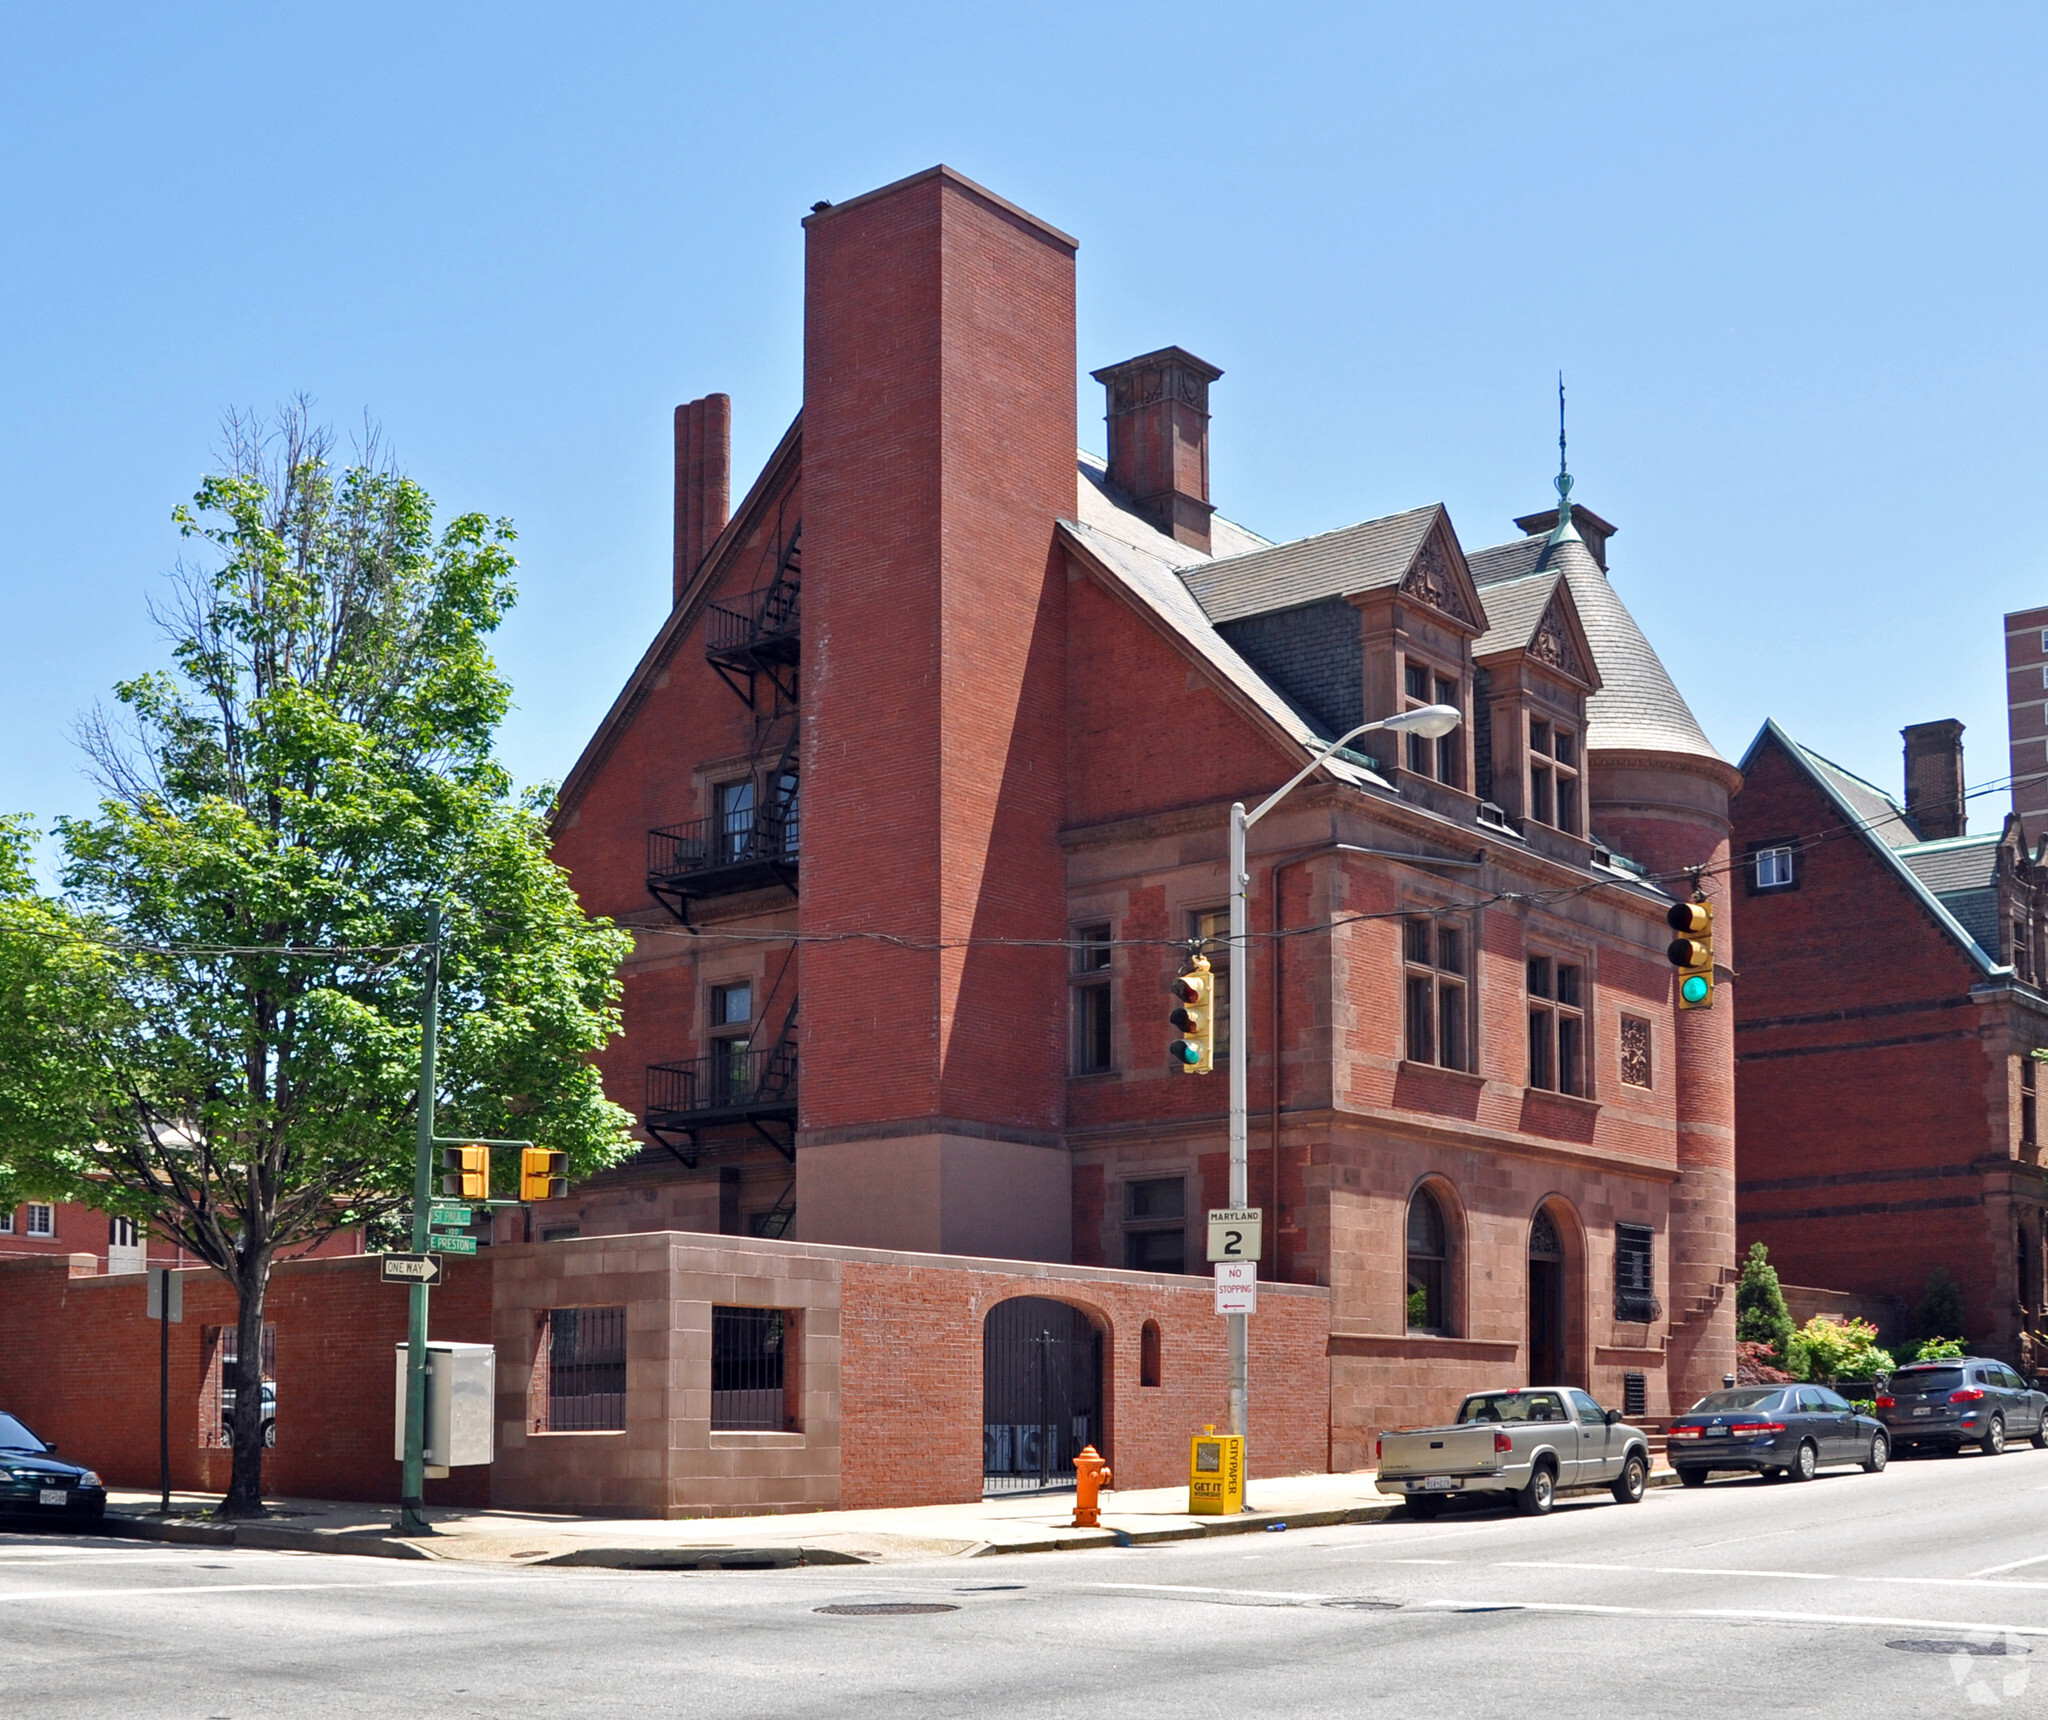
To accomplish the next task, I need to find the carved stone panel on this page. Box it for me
[1529,593,1587,682]
[1399,538,1475,627]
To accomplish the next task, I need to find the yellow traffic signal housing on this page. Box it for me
[520,1147,569,1202]
[439,1143,489,1200]
[1667,900,1714,1010]
[1169,955,1216,1074]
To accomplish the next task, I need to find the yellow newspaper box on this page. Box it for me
[1188,1430,1244,1515]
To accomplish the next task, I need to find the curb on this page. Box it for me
[99,1515,434,1559]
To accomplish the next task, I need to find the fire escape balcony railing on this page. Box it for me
[704,584,801,664]
[646,806,799,918]
[644,1046,798,1162]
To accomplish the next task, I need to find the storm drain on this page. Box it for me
[815,1602,960,1617]
[1888,1639,2028,1657]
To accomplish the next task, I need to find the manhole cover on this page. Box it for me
[1322,1598,1402,1610]
[1888,1639,2029,1657]
[815,1602,959,1617]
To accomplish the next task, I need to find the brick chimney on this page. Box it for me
[1090,346,1222,553]
[1903,719,1967,840]
[1514,502,1618,571]
[673,393,731,604]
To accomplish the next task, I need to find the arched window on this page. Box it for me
[1406,1188,1450,1334]
[1530,1208,1562,1261]
[1140,1320,1162,1388]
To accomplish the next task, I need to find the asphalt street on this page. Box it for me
[7,1447,2048,1718]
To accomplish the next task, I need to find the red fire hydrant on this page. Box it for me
[1072,1445,1112,1528]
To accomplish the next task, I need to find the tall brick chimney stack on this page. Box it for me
[673,393,731,604]
[1090,346,1223,553]
[1903,719,1967,840]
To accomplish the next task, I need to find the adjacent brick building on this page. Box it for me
[540,161,1742,1477]
[1731,717,2048,1362]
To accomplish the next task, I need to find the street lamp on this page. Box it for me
[1221,703,1463,1461]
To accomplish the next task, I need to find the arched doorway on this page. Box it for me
[982,1297,1103,1497]
[1528,1208,1566,1385]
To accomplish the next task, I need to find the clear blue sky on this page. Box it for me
[5,3,2044,855]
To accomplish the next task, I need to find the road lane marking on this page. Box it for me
[1408,1598,2048,1636]
[0,1575,534,1603]
[1499,1559,2048,1593]
[1972,1551,2048,1577]
[1082,1582,1335,1602]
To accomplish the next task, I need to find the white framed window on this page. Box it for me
[1755,846,1795,888]
[24,1204,54,1238]
[0,1209,12,1234]
[2039,628,2047,654]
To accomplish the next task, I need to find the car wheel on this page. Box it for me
[1610,1452,1648,1504]
[1983,1415,2006,1457]
[2031,1424,2047,1450]
[1514,1464,1556,1516]
[262,1421,276,1450]
[1862,1431,1889,1474]
[1788,1440,1819,1482]
[1677,1466,1708,1489]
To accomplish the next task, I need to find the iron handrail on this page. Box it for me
[646,1045,798,1117]
[705,584,801,656]
[647,805,799,878]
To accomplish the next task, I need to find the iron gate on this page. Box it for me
[982,1297,1102,1497]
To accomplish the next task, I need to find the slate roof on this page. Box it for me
[1175,504,1445,625]
[1076,452,1270,563]
[1471,567,1563,659]
[1467,535,1549,589]
[1742,720,2003,974]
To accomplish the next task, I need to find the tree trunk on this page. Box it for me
[219,1252,274,1519]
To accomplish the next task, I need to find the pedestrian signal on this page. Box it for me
[1667,900,1714,1010]
[1169,955,1215,1074]
[520,1147,569,1202]
[439,1143,489,1200]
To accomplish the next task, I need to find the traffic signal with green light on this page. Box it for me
[439,1143,489,1200]
[520,1147,569,1202]
[1170,955,1215,1074]
[1667,900,1714,1010]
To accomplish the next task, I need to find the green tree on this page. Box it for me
[1786,1315,1894,1384]
[1915,1267,1969,1343]
[1735,1241,1796,1360]
[23,405,634,1517]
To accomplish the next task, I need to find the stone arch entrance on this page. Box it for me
[981,1296,1104,1497]
[1528,1208,1566,1385]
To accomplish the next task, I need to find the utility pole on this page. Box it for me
[399,902,441,1535]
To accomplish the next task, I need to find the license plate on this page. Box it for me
[1422,1475,1455,1491]
[38,1489,66,1506]
[1912,1407,1930,1417]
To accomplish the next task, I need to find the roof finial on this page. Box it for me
[1545,370,1580,549]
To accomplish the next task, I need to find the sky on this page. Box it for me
[4,2,2045,862]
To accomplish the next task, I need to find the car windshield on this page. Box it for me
[1457,1392,1567,1424]
[1892,1367,1964,1395]
[1687,1389,1783,1414]
[0,1413,47,1453]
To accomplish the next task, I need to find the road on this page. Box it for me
[5,1447,2048,1717]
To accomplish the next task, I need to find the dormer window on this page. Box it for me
[1528,720,1581,835]
[1404,663,1463,789]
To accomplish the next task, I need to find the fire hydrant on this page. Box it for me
[1071,1445,1112,1528]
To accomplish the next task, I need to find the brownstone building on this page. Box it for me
[1732,717,2048,1362]
[541,163,1740,1462]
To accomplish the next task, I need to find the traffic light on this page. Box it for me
[520,1147,569,1202]
[1169,955,1215,1074]
[439,1143,489,1199]
[1667,899,1714,1010]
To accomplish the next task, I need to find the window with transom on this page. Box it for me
[1527,719,1580,835]
[1406,1187,1451,1334]
[1403,918,1470,1072]
[1071,923,1115,1074]
[1403,661,1463,788]
[1528,955,1587,1097]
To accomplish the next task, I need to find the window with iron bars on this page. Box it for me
[711,1307,797,1431]
[1615,1223,1657,1323]
[536,1307,626,1432]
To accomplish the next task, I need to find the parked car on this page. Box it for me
[1877,1357,2048,1456]
[220,1380,277,1449]
[1666,1385,1888,1485]
[0,1412,106,1524]
[1375,1387,1652,1518]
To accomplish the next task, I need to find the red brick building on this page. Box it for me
[541,163,1741,1460]
[0,1197,360,1274]
[1732,717,2048,1362]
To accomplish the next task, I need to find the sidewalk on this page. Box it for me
[93,1462,1675,1567]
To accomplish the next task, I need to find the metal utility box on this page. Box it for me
[1188,1430,1244,1516]
[393,1342,495,1468]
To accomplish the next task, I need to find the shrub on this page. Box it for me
[1911,1335,1967,1363]
[1915,1268,1968,1342]
[1735,1242,1796,1360]
[1735,1340,1793,1385]
[1787,1315,1895,1384]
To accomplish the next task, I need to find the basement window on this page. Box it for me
[712,1307,797,1431]
[535,1306,626,1432]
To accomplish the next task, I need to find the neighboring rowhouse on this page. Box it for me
[541,163,1741,1460]
[1731,718,2048,1364]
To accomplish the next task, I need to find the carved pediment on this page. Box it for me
[1529,591,1588,682]
[1400,537,1476,627]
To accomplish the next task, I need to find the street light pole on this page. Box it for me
[1223,704,1462,1463]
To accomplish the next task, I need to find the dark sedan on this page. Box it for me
[0,1412,106,1523]
[1667,1385,1888,1486]
[1877,1357,2048,1456]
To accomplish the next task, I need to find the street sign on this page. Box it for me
[428,1205,473,1229]
[380,1252,443,1285]
[1206,1207,1262,1263]
[426,1233,478,1256]
[1214,1259,1257,1315]
[145,1267,183,1323]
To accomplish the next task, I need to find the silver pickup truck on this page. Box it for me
[1375,1386,1652,1518]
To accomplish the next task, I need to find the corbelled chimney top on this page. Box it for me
[674,393,731,606]
[1903,718,1967,841]
[1515,502,1618,571]
[1090,346,1223,554]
